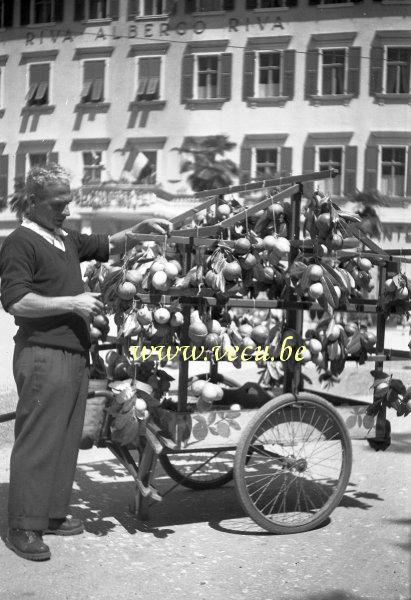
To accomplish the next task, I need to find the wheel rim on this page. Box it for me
[164,450,234,483]
[241,400,347,528]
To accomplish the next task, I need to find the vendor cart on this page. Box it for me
[2,169,410,534]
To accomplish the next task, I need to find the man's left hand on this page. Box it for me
[131,218,173,236]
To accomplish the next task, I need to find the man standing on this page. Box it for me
[0,164,171,561]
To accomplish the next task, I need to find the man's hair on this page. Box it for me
[10,163,70,220]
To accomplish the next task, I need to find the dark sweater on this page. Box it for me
[0,226,109,352]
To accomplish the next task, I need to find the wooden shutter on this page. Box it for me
[308,0,320,4]
[21,0,30,25]
[110,0,120,19]
[242,51,255,100]
[185,0,195,13]
[74,0,85,20]
[347,47,361,97]
[181,54,194,102]
[305,49,319,98]
[280,147,292,177]
[128,0,139,18]
[4,0,14,26]
[282,50,295,99]
[406,147,411,198]
[344,146,357,196]
[55,0,64,22]
[48,152,59,165]
[15,154,26,188]
[240,147,252,184]
[286,0,298,6]
[364,146,379,191]
[0,155,8,204]
[246,0,257,7]
[302,146,315,196]
[166,0,177,15]
[369,46,384,95]
[220,53,232,100]
[224,0,235,9]
[138,57,160,98]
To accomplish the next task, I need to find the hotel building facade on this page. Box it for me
[0,0,409,242]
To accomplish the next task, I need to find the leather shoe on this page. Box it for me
[5,529,51,561]
[44,516,84,536]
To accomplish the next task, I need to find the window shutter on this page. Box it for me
[347,47,361,97]
[166,0,177,15]
[246,0,257,8]
[282,50,295,99]
[181,54,194,102]
[74,0,85,20]
[55,0,64,22]
[302,146,315,197]
[305,49,319,98]
[308,0,320,4]
[280,147,292,177]
[48,152,59,165]
[406,147,411,198]
[364,146,379,191]
[128,0,139,18]
[84,60,105,81]
[110,0,120,20]
[240,147,252,184]
[185,0,195,13]
[15,154,26,188]
[344,146,357,196]
[286,0,298,6]
[4,0,14,26]
[369,46,384,95]
[220,53,232,100]
[224,0,235,9]
[0,155,8,204]
[21,0,30,25]
[30,63,50,85]
[242,51,255,100]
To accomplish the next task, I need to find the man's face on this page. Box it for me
[30,181,72,231]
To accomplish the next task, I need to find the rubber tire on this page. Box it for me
[160,452,234,491]
[234,392,352,534]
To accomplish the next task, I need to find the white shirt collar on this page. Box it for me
[21,217,68,251]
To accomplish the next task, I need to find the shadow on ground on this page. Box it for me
[0,458,383,540]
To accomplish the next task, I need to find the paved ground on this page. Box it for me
[0,310,410,600]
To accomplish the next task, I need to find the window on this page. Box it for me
[246,0,290,7]
[26,63,50,106]
[257,52,281,97]
[196,55,219,99]
[380,147,406,196]
[182,48,232,105]
[21,0,64,25]
[137,57,161,101]
[74,0,119,21]
[82,151,104,183]
[81,60,105,103]
[254,148,279,179]
[321,49,346,95]
[29,153,48,168]
[317,147,343,196]
[0,0,13,28]
[193,0,225,10]
[386,48,411,94]
[138,0,168,16]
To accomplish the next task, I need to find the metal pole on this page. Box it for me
[284,184,304,395]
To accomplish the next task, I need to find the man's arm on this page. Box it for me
[109,218,172,256]
[9,292,104,321]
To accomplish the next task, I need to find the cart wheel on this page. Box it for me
[234,392,352,534]
[160,450,234,490]
[188,374,239,389]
